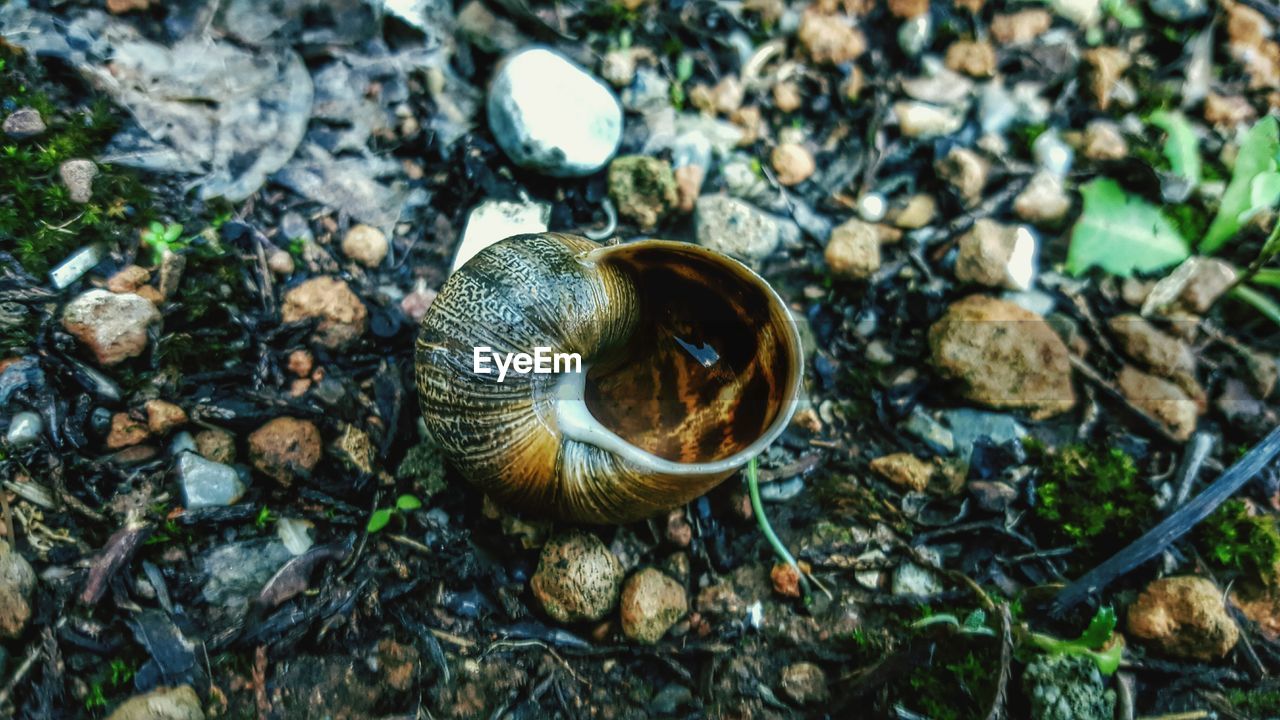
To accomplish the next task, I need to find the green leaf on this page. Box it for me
[1232,285,1280,325]
[366,508,394,533]
[1202,115,1280,254]
[149,220,165,236]
[1076,606,1117,649]
[396,494,422,511]
[163,223,183,243]
[1149,110,1201,187]
[1102,0,1144,27]
[1245,171,1280,224]
[1067,179,1190,277]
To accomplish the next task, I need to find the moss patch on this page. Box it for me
[0,48,155,278]
[1196,499,1280,586]
[1029,442,1154,568]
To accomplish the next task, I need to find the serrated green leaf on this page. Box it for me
[1202,115,1280,253]
[396,494,422,511]
[1076,606,1117,648]
[366,508,393,533]
[1150,110,1201,187]
[1067,179,1190,277]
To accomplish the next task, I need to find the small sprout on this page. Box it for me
[255,506,276,529]
[912,609,996,637]
[140,221,185,265]
[1026,606,1125,676]
[366,493,423,534]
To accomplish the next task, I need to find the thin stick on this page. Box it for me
[1052,424,1280,615]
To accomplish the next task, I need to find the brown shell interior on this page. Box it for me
[582,243,798,464]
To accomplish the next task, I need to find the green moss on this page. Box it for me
[1196,500,1280,585]
[397,439,448,501]
[1227,684,1280,717]
[898,643,998,720]
[0,49,156,279]
[1029,443,1154,567]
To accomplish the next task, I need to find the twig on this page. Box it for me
[0,640,42,707]
[1052,423,1280,615]
[983,604,1013,720]
[253,645,270,720]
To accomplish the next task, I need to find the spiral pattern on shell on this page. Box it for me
[416,233,803,523]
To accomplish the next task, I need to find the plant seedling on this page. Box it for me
[367,493,423,533]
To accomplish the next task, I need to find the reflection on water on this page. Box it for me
[674,336,720,368]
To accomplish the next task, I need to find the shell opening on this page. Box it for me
[572,242,802,468]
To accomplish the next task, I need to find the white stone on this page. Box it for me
[858,193,887,223]
[452,199,551,273]
[894,101,963,138]
[1006,226,1039,292]
[487,47,623,177]
[178,452,246,509]
[5,412,42,448]
[1033,131,1074,178]
[1051,0,1101,25]
[48,244,105,289]
[277,517,315,556]
[695,195,795,263]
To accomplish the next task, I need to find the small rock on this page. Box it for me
[1051,0,1102,25]
[1204,93,1256,129]
[1082,120,1129,161]
[531,531,623,623]
[1014,171,1072,226]
[248,417,322,486]
[106,0,151,13]
[1084,47,1131,111]
[842,66,867,101]
[453,199,551,273]
[824,218,881,280]
[937,147,990,207]
[62,289,162,366]
[608,156,678,231]
[2,108,45,139]
[195,428,236,464]
[107,265,151,294]
[772,81,804,113]
[1117,365,1199,441]
[902,65,975,108]
[58,159,97,204]
[1242,347,1278,398]
[178,452,246,509]
[331,423,376,476]
[104,685,203,720]
[939,407,1027,463]
[894,101,964,138]
[898,14,933,57]
[968,480,1018,512]
[771,143,816,186]
[702,75,745,115]
[955,220,1038,291]
[893,560,942,596]
[649,684,694,715]
[107,413,150,450]
[870,453,935,493]
[991,10,1054,45]
[770,560,811,598]
[945,40,997,78]
[665,509,692,548]
[780,662,829,705]
[0,542,35,639]
[620,568,688,644]
[281,277,368,350]
[146,400,187,436]
[889,194,937,229]
[487,47,623,177]
[1148,0,1209,22]
[341,224,388,268]
[5,412,42,448]
[1108,315,1198,385]
[1034,130,1075,177]
[857,193,887,223]
[798,8,866,65]
[888,0,930,18]
[287,349,314,378]
[1022,654,1115,720]
[929,295,1076,418]
[695,195,793,263]
[157,249,185,300]
[1142,257,1237,316]
[1216,377,1277,436]
[267,249,295,276]
[600,49,637,88]
[1127,576,1239,661]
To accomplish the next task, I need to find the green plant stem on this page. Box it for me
[747,457,811,602]
[1231,284,1280,325]
[1254,267,1280,288]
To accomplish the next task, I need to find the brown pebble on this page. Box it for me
[107,412,150,450]
[144,399,187,435]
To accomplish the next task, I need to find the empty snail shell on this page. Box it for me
[415,233,803,524]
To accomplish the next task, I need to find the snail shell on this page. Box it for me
[415,233,803,524]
